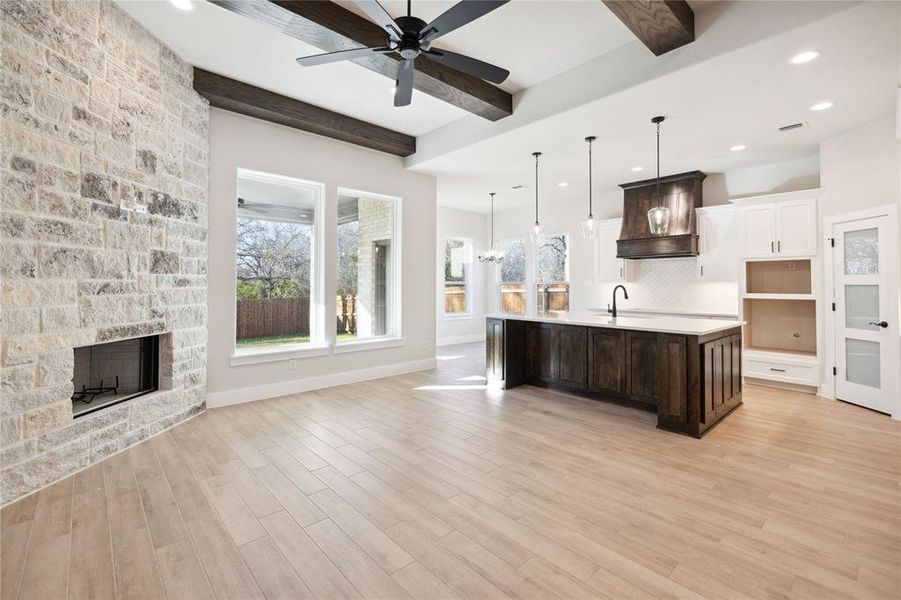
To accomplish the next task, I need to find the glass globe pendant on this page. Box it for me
[647,116,670,235]
[580,136,599,240]
[478,192,504,263]
[529,152,542,243]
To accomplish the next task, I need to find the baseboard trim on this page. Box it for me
[206,357,438,408]
[437,333,485,347]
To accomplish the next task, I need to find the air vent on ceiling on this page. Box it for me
[778,122,808,132]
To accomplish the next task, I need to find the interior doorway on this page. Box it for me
[826,206,900,417]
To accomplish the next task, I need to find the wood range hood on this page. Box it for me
[616,170,707,259]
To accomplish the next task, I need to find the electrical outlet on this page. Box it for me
[289,359,297,370]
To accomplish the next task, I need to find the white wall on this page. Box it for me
[436,206,489,345]
[207,109,437,404]
[819,114,900,219]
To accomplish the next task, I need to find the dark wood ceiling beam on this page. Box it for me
[603,0,694,56]
[193,68,416,157]
[212,0,513,121]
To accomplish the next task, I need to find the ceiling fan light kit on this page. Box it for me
[296,0,510,107]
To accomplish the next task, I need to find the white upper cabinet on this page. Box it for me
[734,190,820,259]
[739,204,776,258]
[594,218,632,283]
[697,206,738,281]
[775,199,817,256]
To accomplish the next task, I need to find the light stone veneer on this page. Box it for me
[0,0,209,504]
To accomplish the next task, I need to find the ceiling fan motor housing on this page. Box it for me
[394,16,429,58]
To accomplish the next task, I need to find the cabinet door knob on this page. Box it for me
[868,320,889,328]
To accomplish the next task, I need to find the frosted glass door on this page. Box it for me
[833,217,897,414]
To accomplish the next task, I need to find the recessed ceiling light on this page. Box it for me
[631,166,644,172]
[810,101,834,111]
[730,144,746,152]
[789,50,820,65]
[169,0,194,10]
[557,181,568,187]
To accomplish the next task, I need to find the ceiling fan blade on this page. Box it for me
[424,48,509,84]
[419,0,508,43]
[394,59,414,107]
[353,0,402,41]
[296,46,390,67]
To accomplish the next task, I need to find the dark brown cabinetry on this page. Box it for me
[487,317,743,438]
[526,323,587,391]
[588,329,627,397]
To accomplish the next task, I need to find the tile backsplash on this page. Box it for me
[595,258,739,316]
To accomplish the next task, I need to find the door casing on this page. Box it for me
[823,204,900,419]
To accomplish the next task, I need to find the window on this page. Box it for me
[496,238,526,315]
[536,233,569,312]
[443,237,471,316]
[336,189,400,342]
[235,169,323,352]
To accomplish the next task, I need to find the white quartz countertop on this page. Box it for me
[487,312,743,336]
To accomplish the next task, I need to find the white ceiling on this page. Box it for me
[120,1,898,215]
[420,1,900,212]
[118,0,637,136]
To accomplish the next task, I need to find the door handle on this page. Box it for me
[777,240,781,252]
[868,321,889,328]
[770,241,774,253]
[769,368,786,372]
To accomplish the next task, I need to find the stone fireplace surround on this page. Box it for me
[1,1,209,504]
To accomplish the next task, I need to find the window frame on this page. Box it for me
[495,237,527,315]
[534,232,571,313]
[442,236,473,319]
[334,187,403,349]
[231,168,326,364]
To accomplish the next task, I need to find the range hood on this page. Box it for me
[616,170,706,259]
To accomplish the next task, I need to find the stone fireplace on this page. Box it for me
[1,1,209,504]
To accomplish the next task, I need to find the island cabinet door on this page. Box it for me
[656,335,689,426]
[702,333,743,422]
[588,329,627,397]
[557,326,588,390]
[626,331,660,406]
[528,323,559,384]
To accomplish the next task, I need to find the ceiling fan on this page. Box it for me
[237,198,308,217]
[295,0,510,107]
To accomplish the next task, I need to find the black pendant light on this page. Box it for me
[647,116,670,235]
[529,152,542,243]
[580,136,599,240]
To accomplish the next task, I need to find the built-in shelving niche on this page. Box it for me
[742,298,817,355]
[745,259,812,295]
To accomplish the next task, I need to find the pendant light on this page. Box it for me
[529,152,542,243]
[478,192,504,263]
[647,115,670,235]
[580,136,599,240]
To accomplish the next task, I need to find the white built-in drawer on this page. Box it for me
[744,355,818,386]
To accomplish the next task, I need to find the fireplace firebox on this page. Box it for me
[71,335,160,418]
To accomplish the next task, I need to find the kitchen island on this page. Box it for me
[486,312,743,438]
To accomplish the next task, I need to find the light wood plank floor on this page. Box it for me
[2,342,899,599]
